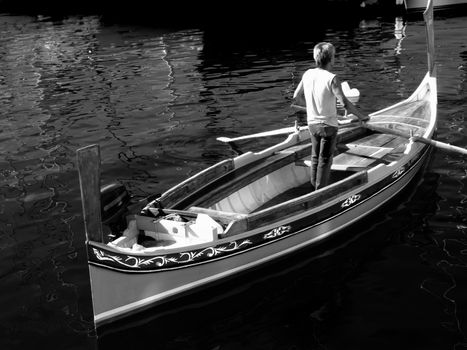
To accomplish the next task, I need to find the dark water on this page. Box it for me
[0,9,466,350]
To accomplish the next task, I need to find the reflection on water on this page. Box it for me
[394,16,407,54]
[0,10,466,350]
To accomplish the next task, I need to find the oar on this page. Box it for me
[364,123,467,156]
[217,118,360,143]
[216,125,308,143]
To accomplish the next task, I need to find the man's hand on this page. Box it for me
[359,116,370,122]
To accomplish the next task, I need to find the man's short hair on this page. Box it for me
[313,42,335,67]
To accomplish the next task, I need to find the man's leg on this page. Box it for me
[309,125,321,191]
[315,126,338,189]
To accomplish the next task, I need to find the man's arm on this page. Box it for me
[293,80,303,99]
[332,76,369,121]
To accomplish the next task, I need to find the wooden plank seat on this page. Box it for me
[295,145,392,172]
[295,132,408,172]
[345,133,398,147]
[331,145,393,171]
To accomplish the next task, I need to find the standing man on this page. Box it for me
[293,42,368,190]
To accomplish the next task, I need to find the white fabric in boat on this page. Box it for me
[188,213,224,241]
[210,163,309,214]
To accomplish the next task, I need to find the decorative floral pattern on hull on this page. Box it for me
[92,239,253,269]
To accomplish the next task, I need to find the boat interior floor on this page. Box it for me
[251,169,355,213]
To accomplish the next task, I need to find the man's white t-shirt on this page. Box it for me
[302,68,338,127]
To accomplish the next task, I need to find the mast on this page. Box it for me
[423,0,435,77]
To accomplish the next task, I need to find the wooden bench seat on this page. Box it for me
[295,148,390,172]
[331,145,393,171]
[295,132,408,172]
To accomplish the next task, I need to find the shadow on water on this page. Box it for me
[198,29,327,79]
[96,160,441,349]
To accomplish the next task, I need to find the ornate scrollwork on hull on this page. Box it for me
[91,239,253,270]
[392,166,406,178]
[341,194,361,208]
[263,226,291,240]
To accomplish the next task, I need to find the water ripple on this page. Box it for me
[0,11,466,350]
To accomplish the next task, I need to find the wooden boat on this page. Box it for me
[78,0,440,329]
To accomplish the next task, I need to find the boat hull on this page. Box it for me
[89,143,431,327]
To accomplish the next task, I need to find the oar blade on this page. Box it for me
[217,126,299,143]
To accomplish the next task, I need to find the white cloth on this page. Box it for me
[301,68,338,127]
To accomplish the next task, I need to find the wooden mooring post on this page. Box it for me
[77,144,104,243]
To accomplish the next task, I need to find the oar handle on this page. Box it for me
[412,136,467,156]
[364,123,467,156]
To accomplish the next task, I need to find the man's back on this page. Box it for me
[302,67,337,127]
